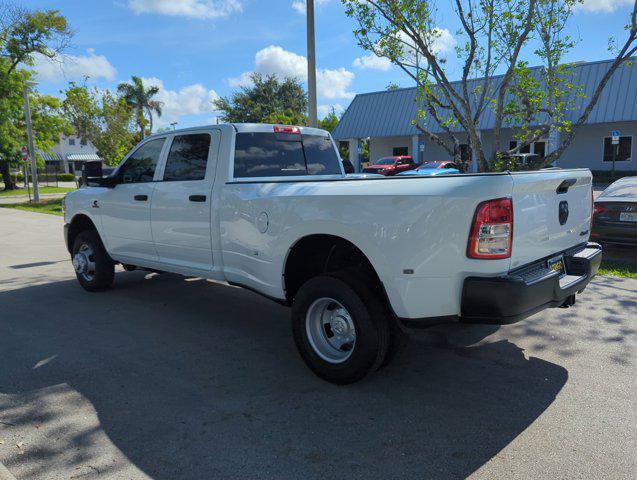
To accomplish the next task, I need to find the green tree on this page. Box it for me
[29,93,73,156]
[94,92,137,166]
[59,82,99,141]
[0,67,71,183]
[0,62,27,187]
[61,84,137,166]
[214,73,308,124]
[343,0,637,171]
[117,76,163,139]
[318,108,339,132]
[0,2,72,189]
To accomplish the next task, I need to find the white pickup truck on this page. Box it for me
[63,124,602,384]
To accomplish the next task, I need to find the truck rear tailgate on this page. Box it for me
[509,169,592,269]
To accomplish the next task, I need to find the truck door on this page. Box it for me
[150,130,220,271]
[99,137,167,262]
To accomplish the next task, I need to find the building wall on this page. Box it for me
[557,122,635,171]
[366,122,636,171]
[50,134,99,158]
[369,136,413,163]
[421,132,471,163]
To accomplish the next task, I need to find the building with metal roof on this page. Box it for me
[39,134,102,174]
[332,58,636,172]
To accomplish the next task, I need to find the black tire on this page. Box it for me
[72,230,114,292]
[291,274,390,384]
[379,320,409,370]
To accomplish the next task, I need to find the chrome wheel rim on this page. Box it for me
[73,243,96,282]
[305,297,356,364]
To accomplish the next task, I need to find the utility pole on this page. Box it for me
[306,0,318,127]
[22,82,39,203]
[170,121,178,130]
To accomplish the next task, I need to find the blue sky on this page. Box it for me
[22,0,635,129]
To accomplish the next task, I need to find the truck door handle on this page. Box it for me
[189,195,206,202]
[556,178,576,194]
[134,195,148,201]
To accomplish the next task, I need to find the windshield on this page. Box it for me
[375,157,396,165]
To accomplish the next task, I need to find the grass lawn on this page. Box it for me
[0,186,74,197]
[598,260,637,279]
[0,198,64,216]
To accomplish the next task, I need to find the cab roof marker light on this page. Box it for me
[273,125,301,134]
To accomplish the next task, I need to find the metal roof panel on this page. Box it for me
[333,59,637,139]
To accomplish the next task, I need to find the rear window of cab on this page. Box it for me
[233,132,342,178]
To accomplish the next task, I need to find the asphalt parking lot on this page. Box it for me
[0,208,635,480]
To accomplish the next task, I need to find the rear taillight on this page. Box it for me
[590,188,594,232]
[593,203,609,217]
[467,198,513,259]
[591,202,609,237]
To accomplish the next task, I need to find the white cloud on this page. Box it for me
[575,0,633,13]
[292,0,330,15]
[228,45,355,100]
[255,45,307,78]
[351,29,456,73]
[430,28,456,56]
[139,77,219,127]
[31,49,116,82]
[127,0,243,19]
[317,68,355,99]
[353,54,392,71]
[396,28,456,62]
[228,71,253,88]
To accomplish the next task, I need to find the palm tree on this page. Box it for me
[117,76,163,138]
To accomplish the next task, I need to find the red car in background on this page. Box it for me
[362,156,420,176]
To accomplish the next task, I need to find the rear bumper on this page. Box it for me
[591,223,637,246]
[592,236,637,246]
[460,242,602,324]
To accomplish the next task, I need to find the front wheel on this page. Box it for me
[291,274,391,384]
[72,230,114,292]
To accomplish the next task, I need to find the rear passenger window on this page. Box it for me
[119,138,165,183]
[233,132,341,178]
[163,134,211,181]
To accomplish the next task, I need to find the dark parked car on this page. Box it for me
[591,176,637,246]
[362,156,419,176]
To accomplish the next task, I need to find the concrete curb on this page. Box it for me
[0,193,67,205]
[0,463,17,480]
[0,193,67,200]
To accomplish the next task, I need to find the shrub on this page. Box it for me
[57,173,76,181]
[10,172,25,182]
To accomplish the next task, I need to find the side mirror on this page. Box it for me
[83,161,117,188]
[83,161,102,179]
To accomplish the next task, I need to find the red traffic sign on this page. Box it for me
[21,146,27,161]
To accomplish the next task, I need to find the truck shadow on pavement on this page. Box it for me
[0,272,568,480]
